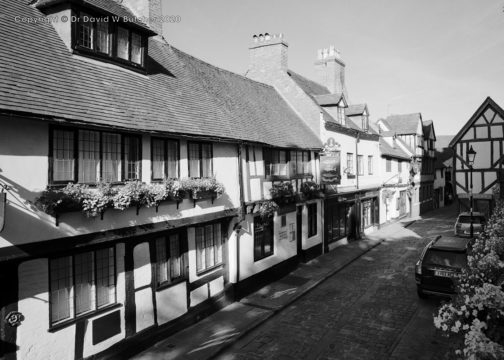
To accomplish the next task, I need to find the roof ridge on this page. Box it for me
[167,42,276,90]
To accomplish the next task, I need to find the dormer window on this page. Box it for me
[362,115,368,131]
[338,106,346,126]
[73,10,146,69]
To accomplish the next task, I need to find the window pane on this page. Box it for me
[74,252,94,315]
[79,13,93,49]
[152,139,165,180]
[195,227,205,271]
[96,21,109,54]
[96,248,115,308]
[131,33,143,64]
[50,256,72,324]
[166,140,178,178]
[53,129,75,181]
[254,218,264,260]
[169,234,181,279]
[201,143,212,177]
[124,136,140,180]
[204,225,214,268]
[213,223,222,265]
[278,151,287,176]
[156,238,168,284]
[78,130,100,183]
[188,143,200,177]
[264,148,272,177]
[116,26,129,60]
[102,133,121,182]
[303,152,310,174]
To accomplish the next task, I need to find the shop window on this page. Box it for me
[254,217,274,261]
[195,223,223,273]
[49,247,116,326]
[308,203,317,237]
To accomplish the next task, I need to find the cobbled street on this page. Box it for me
[216,205,459,360]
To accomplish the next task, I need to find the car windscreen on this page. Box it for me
[423,249,467,268]
[458,216,484,224]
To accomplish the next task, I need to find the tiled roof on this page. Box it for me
[288,70,330,96]
[345,104,367,116]
[313,93,344,106]
[0,0,321,150]
[435,149,453,169]
[381,113,422,134]
[36,0,152,32]
[379,138,410,160]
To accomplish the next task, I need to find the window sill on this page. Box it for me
[254,253,274,263]
[156,277,187,292]
[196,263,223,277]
[48,303,122,332]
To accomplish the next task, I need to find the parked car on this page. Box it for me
[454,212,486,237]
[415,236,469,298]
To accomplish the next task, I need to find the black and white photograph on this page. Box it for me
[0,0,503,359]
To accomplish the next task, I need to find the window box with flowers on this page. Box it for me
[35,179,188,224]
[180,178,225,202]
[270,181,295,205]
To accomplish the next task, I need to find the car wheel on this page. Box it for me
[417,287,427,299]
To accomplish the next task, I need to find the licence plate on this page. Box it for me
[434,270,455,278]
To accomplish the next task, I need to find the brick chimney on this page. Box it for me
[121,0,163,35]
[314,46,347,96]
[249,33,289,76]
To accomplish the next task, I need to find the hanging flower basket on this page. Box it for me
[270,181,295,205]
[300,180,321,200]
[258,200,279,220]
[180,177,225,201]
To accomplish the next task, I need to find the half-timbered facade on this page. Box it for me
[246,38,381,252]
[449,97,504,217]
[0,1,322,359]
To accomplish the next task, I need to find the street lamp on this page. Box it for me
[467,146,476,238]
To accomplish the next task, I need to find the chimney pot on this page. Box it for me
[265,33,271,41]
[259,34,264,42]
[329,45,335,56]
[253,35,258,43]
[279,33,284,39]
[317,49,323,60]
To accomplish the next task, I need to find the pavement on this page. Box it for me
[129,217,418,360]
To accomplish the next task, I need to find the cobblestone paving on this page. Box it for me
[216,206,458,360]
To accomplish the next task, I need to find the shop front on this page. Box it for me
[323,189,379,251]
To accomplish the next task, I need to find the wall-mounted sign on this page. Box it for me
[323,137,341,153]
[0,192,5,233]
[321,152,341,185]
[5,311,24,327]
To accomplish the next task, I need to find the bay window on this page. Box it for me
[290,150,311,176]
[264,148,287,177]
[116,26,130,60]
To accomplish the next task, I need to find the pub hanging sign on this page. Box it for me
[320,151,341,185]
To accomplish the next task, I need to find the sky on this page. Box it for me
[160,0,504,135]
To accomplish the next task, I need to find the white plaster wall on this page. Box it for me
[155,282,187,326]
[0,118,240,248]
[209,277,224,297]
[190,284,208,307]
[238,212,297,281]
[17,243,127,360]
[133,242,155,332]
[18,259,75,360]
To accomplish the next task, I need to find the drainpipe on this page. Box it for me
[355,132,360,190]
[234,142,245,284]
